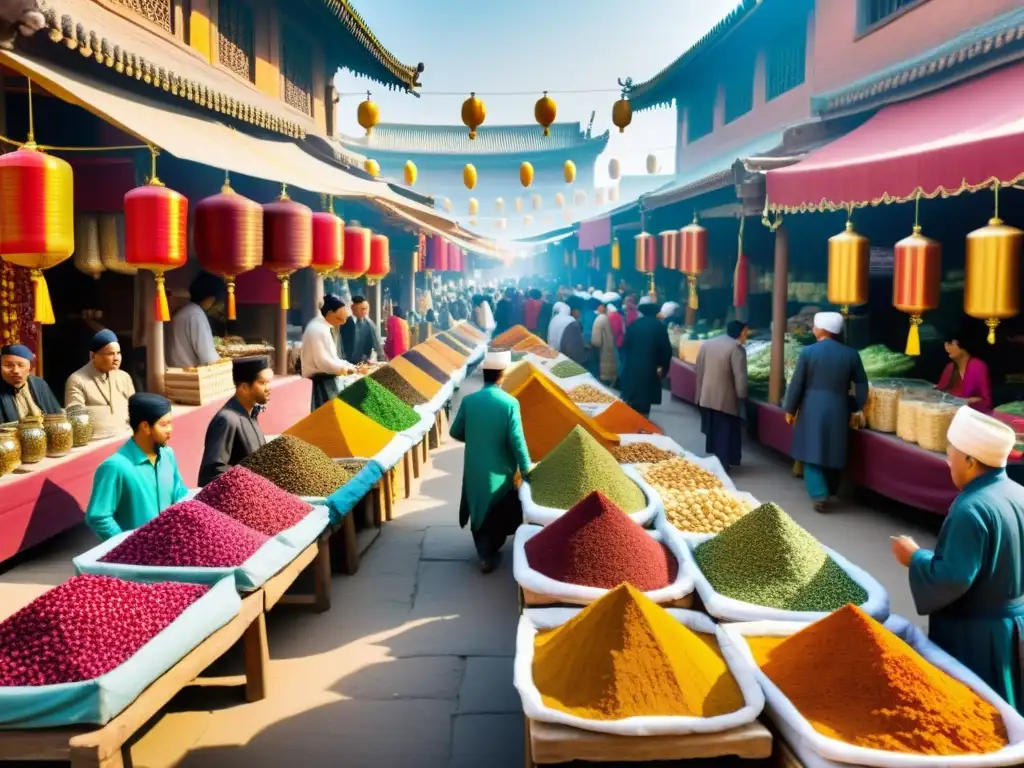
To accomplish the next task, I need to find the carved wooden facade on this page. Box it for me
[281,24,313,114]
[217,0,255,81]
[109,0,174,32]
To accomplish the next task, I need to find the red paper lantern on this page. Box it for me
[894,225,942,355]
[262,186,312,309]
[194,181,263,321]
[367,234,390,284]
[426,234,448,272]
[124,173,188,323]
[659,230,679,271]
[311,211,345,278]
[414,232,426,273]
[680,215,708,310]
[733,253,749,309]
[340,225,371,279]
[634,232,655,273]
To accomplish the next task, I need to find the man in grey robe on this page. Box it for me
[198,356,271,486]
[167,271,223,369]
[65,328,136,440]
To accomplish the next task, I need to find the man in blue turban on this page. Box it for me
[64,329,136,440]
[85,392,187,540]
[0,344,61,423]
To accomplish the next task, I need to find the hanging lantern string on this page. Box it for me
[993,181,1001,221]
[338,87,624,97]
[147,145,164,187]
[25,77,34,145]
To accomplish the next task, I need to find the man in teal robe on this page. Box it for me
[450,350,532,573]
[85,393,188,540]
[893,406,1024,711]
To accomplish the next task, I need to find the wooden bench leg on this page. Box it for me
[372,482,385,528]
[340,511,359,575]
[242,611,270,703]
[383,471,395,521]
[523,715,534,768]
[411,443,422,478]
[420,437,428,463]
[312,535,332,613]
[403,451,415,496]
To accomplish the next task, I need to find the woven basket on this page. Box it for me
[896,398,926,444]
[865,386,900,433]
[917,402,958,453]
[679,339,702,364]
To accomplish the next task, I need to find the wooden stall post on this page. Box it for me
[371,281,382,345]
[144,272,166,394]
[275,303,288,377]
[405,249,416,317]
[768,224,789,405]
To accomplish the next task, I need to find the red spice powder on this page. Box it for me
[524,491,678,591]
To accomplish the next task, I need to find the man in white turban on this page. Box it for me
[782,310,868,512]
[892,406,1024,711]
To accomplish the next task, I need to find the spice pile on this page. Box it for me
[370,366,428,406]
[550,360,587,378]
[567,384,616,404]
[529,427,645,513]
[520,345,559,359]
[413,343,459,373]
[451,324,483,346]
[492,325,532,348]
[424,337,468,367]
[0,575,208,685]
[533,584,744,720]
[437,334,471,357]
[195,466,313,536]
[388,357,444,397]
[694,502,868,611]
[241,435,353,497]
[747,605,1008,755]
[611,443,677,464]
[662,488,753,534]
[503,363,619,461]
[100,500,269,568]
[339,377,421,432]
[284,399,396,458]
[401,350,450,384]
[512,333,546,351]
[595,400,665,435]
[525,491,677,591]
[642,456,723,491]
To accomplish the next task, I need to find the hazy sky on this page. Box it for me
[335,0,741,183]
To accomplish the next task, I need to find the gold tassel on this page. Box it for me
[687,274,699,311]
[226,278,237,321]
[906,315,922,356]
[279,275,290,311]
[30,269,55,325]
[153,274,170,322]
[986,318,999,345]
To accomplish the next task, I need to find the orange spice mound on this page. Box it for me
[492,325,532,347]
[284,399,395,458]
[383,358,443,398]
[595,400,664,435]
[410,343,459,373]
[502,362,619,461]
[424,337,468,366]
[453,322,484,342]
[512,334,546,351]
[749,605,1008,756]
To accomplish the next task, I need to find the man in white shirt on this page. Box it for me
[166,272,223,369]
[300,294,355,411]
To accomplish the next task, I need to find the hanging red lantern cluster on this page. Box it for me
[367,234,390,284]
[194,177,263,320]
[893,223,941,355]
[340,225,371,280]
[659,230,679,271]
[310,196,344,281]
[680,214,708,310]
[426,234,448,273]
[262,185,312,310]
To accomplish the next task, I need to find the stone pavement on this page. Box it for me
[0,378,945,768]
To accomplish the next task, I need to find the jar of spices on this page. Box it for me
[0,427,21,477]
[18,417,46,464]
[43,413,74,458]
[65,405,94,447]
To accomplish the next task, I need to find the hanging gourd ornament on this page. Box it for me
[893,217,941,355]
[340,225,371,279]
[534,92,557,136]
[659,230,679,271]
[194,175,263,320]
[73,214,104,280]
[680,213,708,310]
[612,79,633,134]
[124,148,187,322]
[468,198,479,216]
[563,160,576,184]
[357,91,379,136]
[461,93,486,139]
[364,159,380,178]
[827,218,869,318]
[262,184,312,310]
[463,163,478,191]
[310,197,344,281]
[403,161,418,186]
[366,234,390,285]
[635,231,656,294]
[965,191,1021,344]
[520,162,534,188]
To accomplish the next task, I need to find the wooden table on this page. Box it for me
[519,586,694,611]
[0,592,265,768]
[524,717,773,766]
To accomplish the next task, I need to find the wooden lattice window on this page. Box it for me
[281,26,313,115]
[218,0,255,82]
[685,82,715,143]
[765,25,806,101]
[859,0,929,31]
[723,54,754,124]
[109,0,173,32]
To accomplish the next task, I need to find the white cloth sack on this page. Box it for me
[519,464,662,527]
[721,616,1024,768]
[513,607,764,736]
[402,410,436,443]
[512,519,694,606]
[680,534,890,623]
[619,433,686,454]
[372,433,417,472]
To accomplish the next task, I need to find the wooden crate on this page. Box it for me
[164,361,235,405]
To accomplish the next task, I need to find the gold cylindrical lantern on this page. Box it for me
[611,238,621,271]
[966,216,1022,344]
[659,230,679,271]
[635,231,655,294]
[461,93,486,139]
[827,220,869,316]
[495,197,504,213]
[680,215,708,310]
[468,197,479,216]
[893,225,941,355]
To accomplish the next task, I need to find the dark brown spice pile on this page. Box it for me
[401,350,450,384]
[370,366,428,406]
[438,335,471,356]
[241,436,353,497]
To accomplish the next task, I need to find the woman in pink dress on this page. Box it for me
[384,306,411,360]
[937,335,993,412]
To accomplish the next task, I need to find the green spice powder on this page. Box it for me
[528,426,646,513]
[338,377,421,432]
[550,360,587,378]
[693,502,868,612]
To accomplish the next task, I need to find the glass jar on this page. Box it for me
[0,427,21,477]
[65,406,93,447]
[43,413,74,458]
[18,417,46,464]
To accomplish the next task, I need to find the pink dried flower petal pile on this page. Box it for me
[195,466,313,536]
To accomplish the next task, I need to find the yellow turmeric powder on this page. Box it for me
[595,400,664,435]
[388,358,443,398]
[423,337,468,367]
[492,325,531,347]
[533,584,745,720]
[453,322,484,342]
[747,605,1008,755]
[284,399,395,458]
[512,334,546,351]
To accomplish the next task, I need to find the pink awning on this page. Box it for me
[578,216,611,250]
[766,61,1024,213]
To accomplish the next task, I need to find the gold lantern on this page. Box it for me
[443,198,453,213]
[357,91,379,136]
[680,214,708,310]
[535,92,557,136]
[365,159,380,178]
[461,93,486,139]
[73,214,104,279]
[98,214,136,275]
[403,160,418,186]
[520,162,534,188]
[468,197,479,216]
[611,238,621,271]
[608,158,621,180]
[635,232,656,294]
[495,197,504,213]
[612,80,632,134]
[966,191,1021,344]
[827,218,870,317]
[660,230,679,271]
[563,160,576,184]
[463,163,478,190]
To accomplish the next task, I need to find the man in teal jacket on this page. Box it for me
[85,393,188,540]
[893,406,1024,711]
[450,350,532,573]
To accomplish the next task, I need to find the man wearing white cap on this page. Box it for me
[783,311,868,512]
[892,406,1024,711]
[450,350,532,573]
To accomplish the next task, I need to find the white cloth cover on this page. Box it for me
[512,519,694,606]
[948,405,1016,468]
[720,616,1024,768]
[813,312,843,334]
[372,433,417,471]
[513,607,765,736]
[519,463,662,527]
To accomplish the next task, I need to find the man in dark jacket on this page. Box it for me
[340,295,385,363]
[619,299,672,418]
[0,344,61,423]
[558,296,589,367]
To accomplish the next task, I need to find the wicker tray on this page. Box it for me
[917,402,958,453]
[165,361,235,405]
[865,385,900,433]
